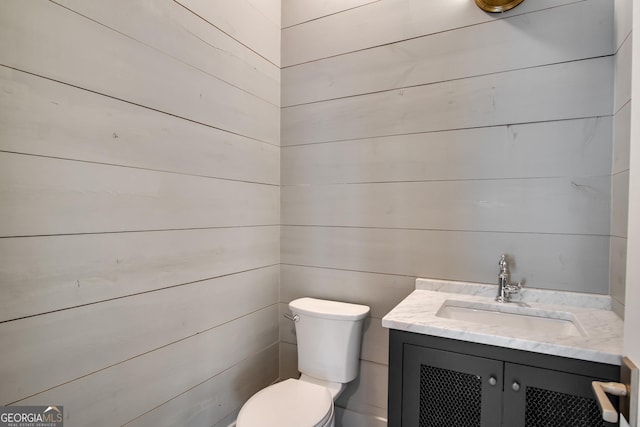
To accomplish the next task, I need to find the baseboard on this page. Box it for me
[335,406,387,427]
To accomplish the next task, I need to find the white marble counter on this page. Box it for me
[381,278,624,365]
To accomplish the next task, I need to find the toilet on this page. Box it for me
[236,297,370,427]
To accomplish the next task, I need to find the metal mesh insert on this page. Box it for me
[419,364,482,427]
[524,386,606,427]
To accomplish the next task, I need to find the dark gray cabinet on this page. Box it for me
[389,329,619,427]
[402,344,502,427]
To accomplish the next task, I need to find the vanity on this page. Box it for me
[382,278,624,427]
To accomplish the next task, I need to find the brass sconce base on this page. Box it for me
[475,0,525,13]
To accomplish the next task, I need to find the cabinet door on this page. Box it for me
[503,363,617,427]
[402,344,503,427]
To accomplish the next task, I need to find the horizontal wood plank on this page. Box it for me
[335,360,388,418]
[361,319,389,366]
[282,58,613,145]
[0,266,278,404]
[614,0,633,50]
[0,1,279,144]
[52,0,280,106]
[124,344,279,427]
[609,236,627,313]
[282,226,610,294]
[282,0,585,66]
[282,177,611,235]
[0,67,279,185]
[280,264,415,319]
[612,171,629,238]
[282,118,612,185]
[282,0,379,28]
[283,0,613,106]
[14,306,279,426]
[614,102,631,174]
[176,0,280,65]
[279,341,300,380]
[0,152,278,236]
[247,0,281,29]
[614,34,633,113]
[0,226,279,321]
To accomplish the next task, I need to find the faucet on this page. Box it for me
[496,254,521,303]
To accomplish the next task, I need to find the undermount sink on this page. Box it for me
[435,299,586,337]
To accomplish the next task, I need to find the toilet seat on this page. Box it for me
[236,379,333,427]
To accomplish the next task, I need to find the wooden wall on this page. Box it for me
[281,1,615,425]
[0,1,280,426]
[1,1,626,426]
[611,0,633,317]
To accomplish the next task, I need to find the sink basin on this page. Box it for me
[435,300,586,337]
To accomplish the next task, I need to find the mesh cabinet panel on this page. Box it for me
[524,386,606,427]
[419,364,482,427]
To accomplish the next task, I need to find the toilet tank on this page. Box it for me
[289,298,370,383]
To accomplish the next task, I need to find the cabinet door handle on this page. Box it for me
[488,376,497,386]
[591,381,628,424]
[511,381,520,392]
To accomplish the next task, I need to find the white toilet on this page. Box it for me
[236,297,370,427]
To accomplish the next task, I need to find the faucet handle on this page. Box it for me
[505,281,521,295]
[499,254,510,274]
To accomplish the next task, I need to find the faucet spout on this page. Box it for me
[495,254,521,303]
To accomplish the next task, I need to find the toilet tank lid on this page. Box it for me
[290,298,370,320]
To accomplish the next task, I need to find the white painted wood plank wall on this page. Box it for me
[1,0,627,426]
[282,0,585,67]
[0,1,279,144]
[281,0,616,424]
[282,0,613,107]
[0,1,280,426]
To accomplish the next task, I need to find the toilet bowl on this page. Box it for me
[236,378,334,427]
[235,298,369,427]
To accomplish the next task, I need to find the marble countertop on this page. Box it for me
[381,278,624,365]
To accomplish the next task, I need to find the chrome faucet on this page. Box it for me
[496,254,521,303]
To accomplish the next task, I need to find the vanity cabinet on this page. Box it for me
[389,330,619,427]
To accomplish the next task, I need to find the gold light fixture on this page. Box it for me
[475,0,525,13]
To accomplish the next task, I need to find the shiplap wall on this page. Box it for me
[611,0,632,317]
[281,1,615,425]
[0,1,280,426]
